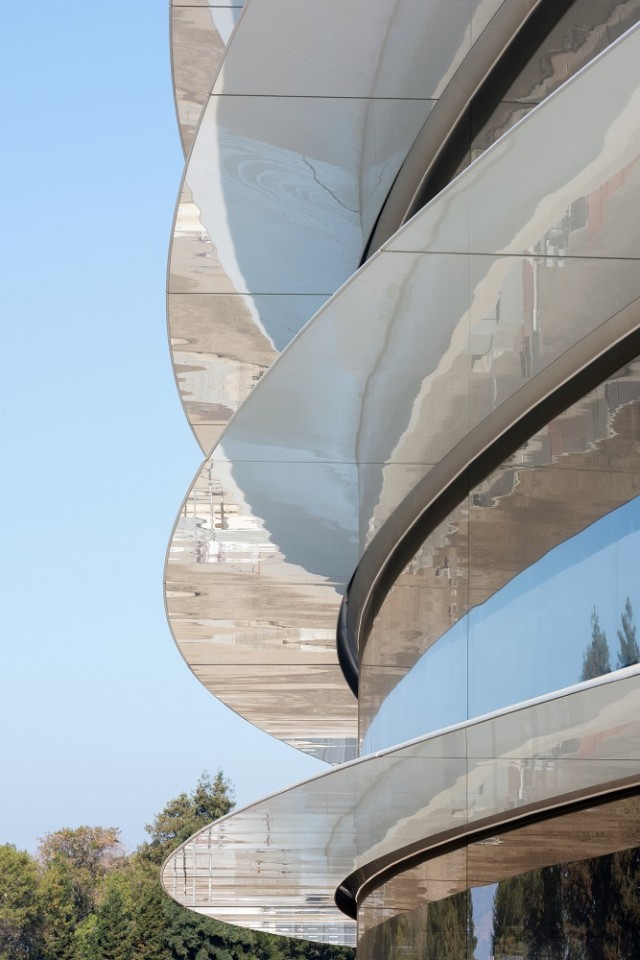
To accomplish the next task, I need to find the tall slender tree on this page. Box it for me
[581,608,611,681]
[78,874,134,960]
[616,596,640,668]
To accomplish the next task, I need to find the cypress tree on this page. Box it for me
[616,597,640,668]
[581,608,611,681]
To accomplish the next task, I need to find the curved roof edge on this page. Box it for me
[170,0,243,156]
[339,301,640,689]
[165,0,517,450]
[161,669,640,944]
[165,15,640,760]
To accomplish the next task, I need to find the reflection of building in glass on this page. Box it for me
[163,1,640,956]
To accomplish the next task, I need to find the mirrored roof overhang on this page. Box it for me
[170,0,243,155]
[366,0,640,253]
[161,670,640,946]
[167,0,522,453]
[166,19,640,760]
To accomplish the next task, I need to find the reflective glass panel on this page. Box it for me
[163,673,640,946]
[362,357,640,752]
[359,792,640,960]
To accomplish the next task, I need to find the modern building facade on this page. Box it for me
[163,2,640,956]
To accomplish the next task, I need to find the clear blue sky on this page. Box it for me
[0,2,323,854]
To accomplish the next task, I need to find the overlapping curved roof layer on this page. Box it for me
[170,0,243,155]
[166,0,526,760]
[166,7,640,763]
[163,670,640,944]
[168,0,528,454]
[163,0,640,947]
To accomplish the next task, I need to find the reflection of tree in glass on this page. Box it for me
[360,890,475,960]
[425,891,476,960]
[492,849,640,960]
[492,867,562,960]
[616,597,640,668]
[580,608,611,681]
[492,872,526,958]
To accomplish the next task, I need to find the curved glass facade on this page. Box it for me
[162,1,640,954]
[169,0,504,451]
[162,668,640,945]
[370,0,640,249]
[166,16,640,764]
[361,356,640,752]
[359,792,640,960]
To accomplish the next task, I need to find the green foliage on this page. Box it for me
[37,825,124,960]
[38,827,123,878]
[0,844,43,960]
[617,596,640,668]
[0,772,353,960]
[493,865,563,960]
[78,873,134,960]
[141,771,234,866]
[425,891,475,960]
[581,608,611,681]
[493,851,640,960]
[358,891,474,960]
[492,873,527,959]
[39,856,86,960]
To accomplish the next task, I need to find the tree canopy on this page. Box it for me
[0,772,353,960]
[0,844,42,960]
[141,771,234,866]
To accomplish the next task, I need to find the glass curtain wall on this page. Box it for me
[361,355,640,752]
[359,792,640,960]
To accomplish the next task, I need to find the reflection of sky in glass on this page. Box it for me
[472,884,497,960]
[365,497,640,753]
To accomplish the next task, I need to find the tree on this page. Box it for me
[581,608,611,681]
[0,844,43,960]
[616,596,640,668]
[425,891,475,960]
[125,856,168,960]
[78,873,134,960]
[0,773,354,960]
[38,826,123,960]
[38,826,123,878]
[492,873,527,959]
[141,771,234,866]
[39,855,85,960]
